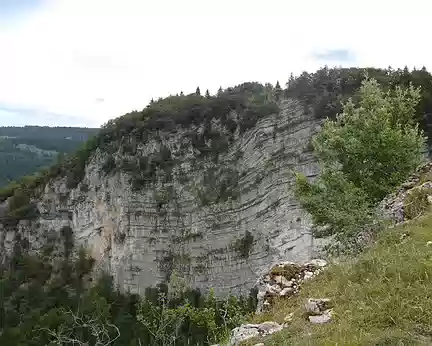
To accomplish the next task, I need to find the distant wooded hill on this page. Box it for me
[0,126,98,187]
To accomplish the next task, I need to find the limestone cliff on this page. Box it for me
[0,96,323,297]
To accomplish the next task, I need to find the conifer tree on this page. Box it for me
[275,80,282,101]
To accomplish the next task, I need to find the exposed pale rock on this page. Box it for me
[305,298,332,315]
[273,275,291,287]
[229,325,259,345]
[279,287,293,296]
[229,322,284,345]
[308,309,333,324]
[303,271,314,280]
[267,283,282,295]
[308,259,328,267]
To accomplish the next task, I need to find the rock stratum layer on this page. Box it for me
[0,99,323,296]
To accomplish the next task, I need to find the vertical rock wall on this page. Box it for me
[0,99,323,296]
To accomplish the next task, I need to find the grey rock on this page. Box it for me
[267,284,282,295]
[308,309,333,324]
[229,325,259,345]
[305,298,332,315]
[229,322,283,345]
[308,259,327,267]
[303,271,314,280]
[279,287,294,296]
[273,275,291,287]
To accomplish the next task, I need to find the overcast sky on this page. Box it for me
[0,0,430,128]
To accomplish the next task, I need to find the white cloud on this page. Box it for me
[0,0,431,127]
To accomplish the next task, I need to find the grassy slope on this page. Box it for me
[247,214,432,345]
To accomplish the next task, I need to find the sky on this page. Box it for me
[0,0,431,128]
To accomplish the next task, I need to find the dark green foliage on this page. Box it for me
[295,78,424,251]
[275,81,282,101]
[233,230,254,259]
[1,187,39,226]
[285,66,432,154]
[0,231,254,345]
[87,83,278,191]
[137,287,253,346]
[101,154,116,174]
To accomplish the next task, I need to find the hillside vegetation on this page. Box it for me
[0,126,98,187]
[249,212,432,345]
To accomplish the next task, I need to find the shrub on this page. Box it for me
[233,230,254,259]
[296,77,425,249]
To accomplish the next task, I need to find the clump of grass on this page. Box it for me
[403,187,432,220]
[245,212,432,345]
[270,264,302,280]
[417,169,432,185]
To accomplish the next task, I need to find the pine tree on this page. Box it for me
[205,89,210,99]
[180,91,184,96]
[196,86,201,96]
[275,80,282,101]
[287,73,295,89]
[217,86,223,96]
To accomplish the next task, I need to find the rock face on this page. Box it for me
[0,99,324,296]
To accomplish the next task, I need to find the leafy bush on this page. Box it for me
[296,78,425,249]
[233,230,254,259]
[137,288,250,345]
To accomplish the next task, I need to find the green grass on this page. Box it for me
[404,187,432,220]
[245,212,432,345]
